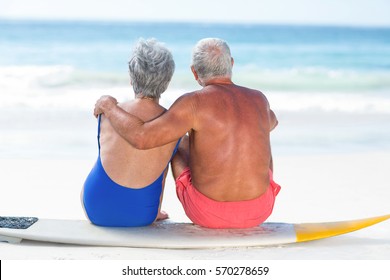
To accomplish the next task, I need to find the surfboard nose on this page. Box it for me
[294,214,390,243]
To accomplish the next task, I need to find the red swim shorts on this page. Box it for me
[175,168,281,229]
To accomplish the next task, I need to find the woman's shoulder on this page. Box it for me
[118,100,136,112]
[119,100,167,121]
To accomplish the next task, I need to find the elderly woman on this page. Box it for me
[82,39,179,227]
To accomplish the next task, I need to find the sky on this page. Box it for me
[0,0,389,27]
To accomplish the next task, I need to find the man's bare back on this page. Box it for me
[183,82,275,201]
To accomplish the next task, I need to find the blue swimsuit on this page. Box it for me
[83,115,180,227]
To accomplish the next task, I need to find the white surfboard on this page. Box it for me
[0,214,389,248]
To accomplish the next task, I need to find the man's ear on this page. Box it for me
[191,66,199,80]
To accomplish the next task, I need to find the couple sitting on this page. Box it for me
[82,38,280,229]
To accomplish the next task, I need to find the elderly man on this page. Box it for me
[94,38,281,229]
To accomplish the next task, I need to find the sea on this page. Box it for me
[1,20,390,159]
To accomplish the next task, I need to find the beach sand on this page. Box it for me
[1,152,389,260]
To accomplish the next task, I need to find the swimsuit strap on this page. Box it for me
[97,114,102,151]
[169,137,182,161]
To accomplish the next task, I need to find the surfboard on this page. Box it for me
[0,214,389,248]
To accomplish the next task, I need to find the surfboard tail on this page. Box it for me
[294,214,390,243]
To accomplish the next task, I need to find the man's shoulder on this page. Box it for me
[237,85,268,101]
[234,84,264,95]
[175,89,203,102]
[168,90,202,111]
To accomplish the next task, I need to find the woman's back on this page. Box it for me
[83,99,179,227]
[99,99,178,189]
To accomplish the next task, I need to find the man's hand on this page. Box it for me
[94,95,118,117]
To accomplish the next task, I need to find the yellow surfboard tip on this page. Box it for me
[294,214,390,243]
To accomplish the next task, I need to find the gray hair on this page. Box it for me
[191,38,232,84]
[128,38,175,99]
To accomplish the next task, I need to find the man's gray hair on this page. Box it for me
[128,38,175,99]
[191,38,232,84]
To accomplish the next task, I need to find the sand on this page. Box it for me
[1,152,389,280]
[1,152,389,260]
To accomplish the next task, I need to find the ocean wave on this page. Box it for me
[233,67,390,92]
[1,65,389,113]
[1,65,390,92]
[268,91,390,114]
[0,65,129,89]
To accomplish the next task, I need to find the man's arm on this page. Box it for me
[94,95,195,149]
[259,92,278,132]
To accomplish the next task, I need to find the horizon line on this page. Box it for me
[1,17,390,29]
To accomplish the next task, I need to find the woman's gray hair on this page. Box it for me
[128,38,175,99]
[191,38,232,84]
